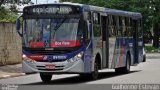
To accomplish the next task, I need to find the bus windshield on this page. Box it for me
[23,18,82,48]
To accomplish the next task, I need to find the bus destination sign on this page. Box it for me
[24,5,80,15]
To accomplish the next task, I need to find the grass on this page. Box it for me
[145,44,160,53]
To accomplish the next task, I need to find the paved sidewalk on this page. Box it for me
[146,53,160,59]
[0,64,25,79]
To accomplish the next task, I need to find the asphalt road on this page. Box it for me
[0,53,160,85]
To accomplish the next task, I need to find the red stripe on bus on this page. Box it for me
[50,40,81,47]
[27,55,45,60]
[119,41,125,65]
[30,41,45,48]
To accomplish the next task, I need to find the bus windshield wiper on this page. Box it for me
[52,17,67,38]
[54,16,67,31]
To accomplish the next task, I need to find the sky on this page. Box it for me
[31,0,59,4]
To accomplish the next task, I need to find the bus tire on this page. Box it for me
[123,54,131,73]
[143,54,146,62]
[40,73,52,82]
[90,61,99,80]
[115,54,130,74]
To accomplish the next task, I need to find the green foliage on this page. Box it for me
[0,0,33,23]
[145,45,160,53]
[0,7,17,23]
[60,0,90,3]
[2,0,32,5]
[0,7,7,19]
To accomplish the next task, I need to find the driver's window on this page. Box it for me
[84,11,92,40]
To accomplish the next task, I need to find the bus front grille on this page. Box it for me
[36,65,64,71]
[36,59,66,62]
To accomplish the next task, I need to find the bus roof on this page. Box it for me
[62,2,142,19]
[24,2,142,19]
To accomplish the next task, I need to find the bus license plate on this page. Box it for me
[45,64,55,69]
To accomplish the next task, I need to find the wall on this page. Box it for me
[0,22,22,66]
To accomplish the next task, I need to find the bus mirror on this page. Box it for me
[16,16,22,37]
[16,18,20,30]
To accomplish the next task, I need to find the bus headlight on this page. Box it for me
[22,54,35,64]
[22,54,27,59]
[75,51,84,59]
[67,51,84,63]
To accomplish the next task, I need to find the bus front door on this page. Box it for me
[101,16,109,68]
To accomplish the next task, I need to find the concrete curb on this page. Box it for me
[146,53,160,59]
[0,73,25,79]
[0,64,26,79]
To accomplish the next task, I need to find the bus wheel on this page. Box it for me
[115,54,130,74]
[124,54,130,73]
[90,61,99,80]
[143,54,146,62]
[40,73,52,82]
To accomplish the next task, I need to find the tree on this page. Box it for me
[0,0,5,6]
[1,0,33,12]
[150,0,160,47]
[0,0,33,22]
[1,0,32,5]
[9,4,18,12]
[0,7,17,22]
[60,0,90,3]
[0,7,7,19]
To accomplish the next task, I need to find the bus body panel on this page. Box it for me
[84,41,92,72]
[108,37,116,68]
[112,35,143,68]
[91,37,102,70]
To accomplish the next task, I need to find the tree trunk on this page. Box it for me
[153,22,159,48]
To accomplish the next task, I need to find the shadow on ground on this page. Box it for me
[26,70,141,85]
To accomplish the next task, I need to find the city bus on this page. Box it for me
[16,2,144,82]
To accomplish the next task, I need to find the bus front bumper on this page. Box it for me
[22,58,85,74]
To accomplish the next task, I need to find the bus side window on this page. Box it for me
[129,18,133,37]
[122,17,126,37]
[108,15,112,37]
[117,16,123,37]
[93,12,101,37]
[124,17,132,37]
[108,15,116,37]
[138,19,142,37]
[125,17,129,36]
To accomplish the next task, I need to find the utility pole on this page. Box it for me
[36,0,37,4]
